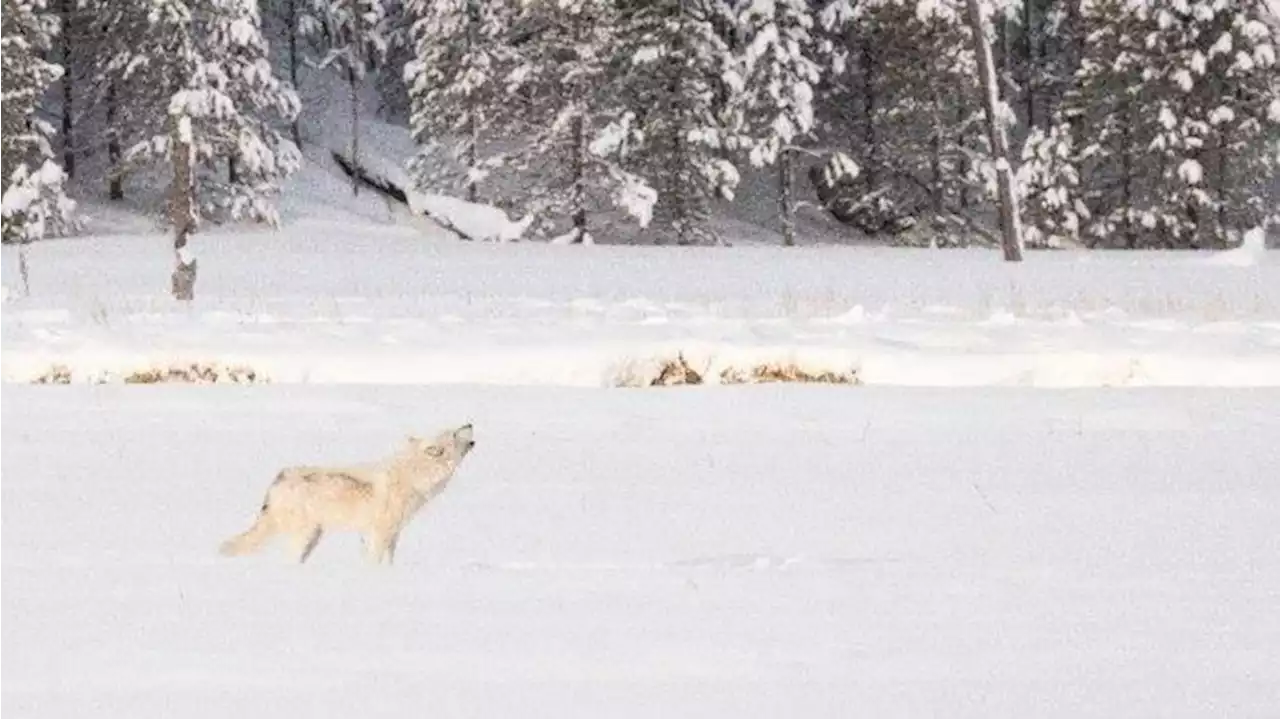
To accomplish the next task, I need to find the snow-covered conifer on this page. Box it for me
[404,0,516,202]
[613,0,742,245]
[2,0,77,243]
[812,0,990,244]
[1017,121,1085,247]
[126,0,301,226]
[1064,0,1277,248]
[737,0,822,246]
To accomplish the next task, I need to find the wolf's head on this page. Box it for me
[407,423,476,465]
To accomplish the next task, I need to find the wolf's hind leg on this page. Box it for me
[292,526,324,564]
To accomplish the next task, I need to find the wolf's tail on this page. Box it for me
[219,513,275,557]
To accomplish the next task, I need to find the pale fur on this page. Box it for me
[220,424,476,564]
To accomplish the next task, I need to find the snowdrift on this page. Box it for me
[4,225,1277,388]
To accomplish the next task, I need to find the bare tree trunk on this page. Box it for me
[958,89,970,211]
[779,148,795,247]
[349,1,362,198]
[464,113,478,203]
[926,12,944,220]
[107,80,123,200]
[672,0,695,246]
[673,129,691,246]
[1023,0,1036,130]
[568,10,589,243]
[571,112,588,243]
[228,155,238,184]
[349,65,360,197]
[464,0,480,203]
[1122,117,1135,249]
[287,0,302,150]
[1213,85,1234,246]
[170,116,199,301]
[60,0,75,179]
[18,243,31,297]
[862,40,877,195]
[965,0,1024,262]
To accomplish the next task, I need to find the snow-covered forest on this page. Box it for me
[3,0,1278,251]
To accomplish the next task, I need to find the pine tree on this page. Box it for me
[115,0,298,298]
[1017,120,1085,247]
[613,0,742,245]
[74,0,149,200]
[125,0,301,225]
[1062,0,1278,248]
[1060,0,1155,247]
[219,0,304,219]
[813,0,990,245]
[1144,0,1279,246]
[2,0,76,244]
[404,0,516,202]
[737,0,822,246]
[498,0,633,243]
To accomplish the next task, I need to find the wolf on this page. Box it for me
[220,424,476,564]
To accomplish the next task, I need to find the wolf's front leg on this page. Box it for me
[364,531,394,565]
[386,535,401,565]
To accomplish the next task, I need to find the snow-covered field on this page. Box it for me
[3,220,1279,387]
[4,385,1278,717]
[4,196,1280,717]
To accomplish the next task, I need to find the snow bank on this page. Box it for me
[406,190,534,242]
[3,225,1279,387]
[1204,226,1269,267]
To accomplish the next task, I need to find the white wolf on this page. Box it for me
[220,424,477,564]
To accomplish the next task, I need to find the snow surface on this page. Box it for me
[3,385,1279,717]
[2,222,1278,387]
[406,189,534,242]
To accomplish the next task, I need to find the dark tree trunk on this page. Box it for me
[927,12,944,218]
[107,80,123,200]
[779,148,795,247]
[349,65,360,197]
[464,0,480,203]
[571,110,588,243]
[1023,0,1036,130]
[349,0,362,197]
[1122,105,1135,249]
[287,0,302,149]
[60,0,75,179]
[862,40,877,195]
